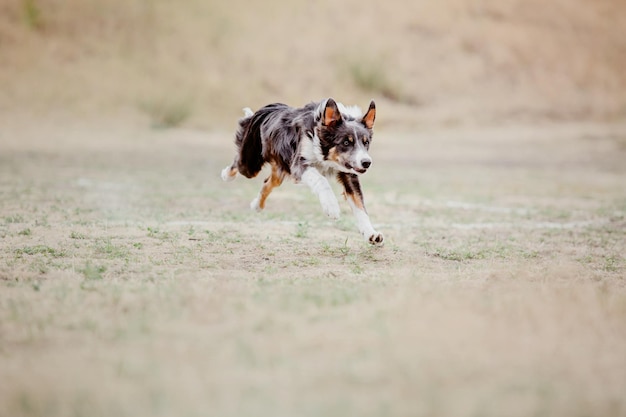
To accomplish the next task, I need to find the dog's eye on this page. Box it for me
[343,140,351,147]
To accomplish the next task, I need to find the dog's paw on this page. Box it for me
[367,231,384,245]
[250,197,263,212]
[221,166,237,182]
[320,196,341,220]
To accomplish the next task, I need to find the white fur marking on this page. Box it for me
[316,100,362,122]
[243,107,254,117]
[346,196,377,239]
[250,195,262,212]
[299,133,324,164]
[301,168,340,219]
[354,146,371,170]
[337,102,363,119]
[221,165,237,182]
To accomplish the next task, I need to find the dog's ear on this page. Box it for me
[322,98,342,126]
[361,100,376,129]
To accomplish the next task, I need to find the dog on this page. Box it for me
[221,98,383,245]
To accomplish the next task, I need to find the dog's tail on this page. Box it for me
[242,107,254,118]
[235,103,287,179]
[235,108,264,178]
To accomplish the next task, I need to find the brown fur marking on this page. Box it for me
[346,191,365,210]
[338,172,365,211]
[362,101,376,129]
[323,100,342,126]
[327,146,340,163]
[227,166,238,178]
[257,163,285,209]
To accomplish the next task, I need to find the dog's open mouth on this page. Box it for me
[345,163,367,174]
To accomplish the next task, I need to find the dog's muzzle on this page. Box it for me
[346,162,370,174]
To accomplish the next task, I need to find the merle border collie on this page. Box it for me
[221,98,383,245]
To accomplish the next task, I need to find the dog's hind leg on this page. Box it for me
[221,157,239,182]
[250,163,286,211]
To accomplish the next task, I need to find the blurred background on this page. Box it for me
[1,0,625,130]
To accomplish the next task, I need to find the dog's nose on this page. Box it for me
[361,160,371,169]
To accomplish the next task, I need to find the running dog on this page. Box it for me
[221,98,383,245]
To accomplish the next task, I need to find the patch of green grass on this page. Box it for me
[522,249,540,259]
[22,0,43,30]
[215,228,243,244]
[345,60,415,104]
[5,214,25,224]
[18,228,32,236]
[15,391,38,416]
[348,256,364,274]
[429,247,488,261]
[29,258,49,274]
[294,221,309,238]
[421,239,514,262]
[70,231,88,239]
[292,257,321,267]
[15,245,66,258]
[321,239,351,257]
[320,239,384,273]
[603,255,621,272]
[139,96,193,129]
[147,226,170,240]
[204,230,220,242]
[263,265,278,274]
[80,262,106,281]
[35,216,48,227]
[577,254,594,265]
[335,217,354,232]
[94,238,130,260]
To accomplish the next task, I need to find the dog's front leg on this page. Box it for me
[338,173,384,245]
[300,167,340,219]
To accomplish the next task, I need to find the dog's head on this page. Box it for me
[315,98,376,175]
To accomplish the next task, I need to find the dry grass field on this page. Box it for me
[1,119,625,417]
[1,0,626,416]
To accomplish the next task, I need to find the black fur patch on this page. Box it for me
[234,102,317,177]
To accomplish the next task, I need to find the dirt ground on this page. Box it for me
[0,117,625,416]
[1,0,626,415]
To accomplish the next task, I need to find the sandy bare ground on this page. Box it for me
[1,119,625,416]
[2,0,625,127]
